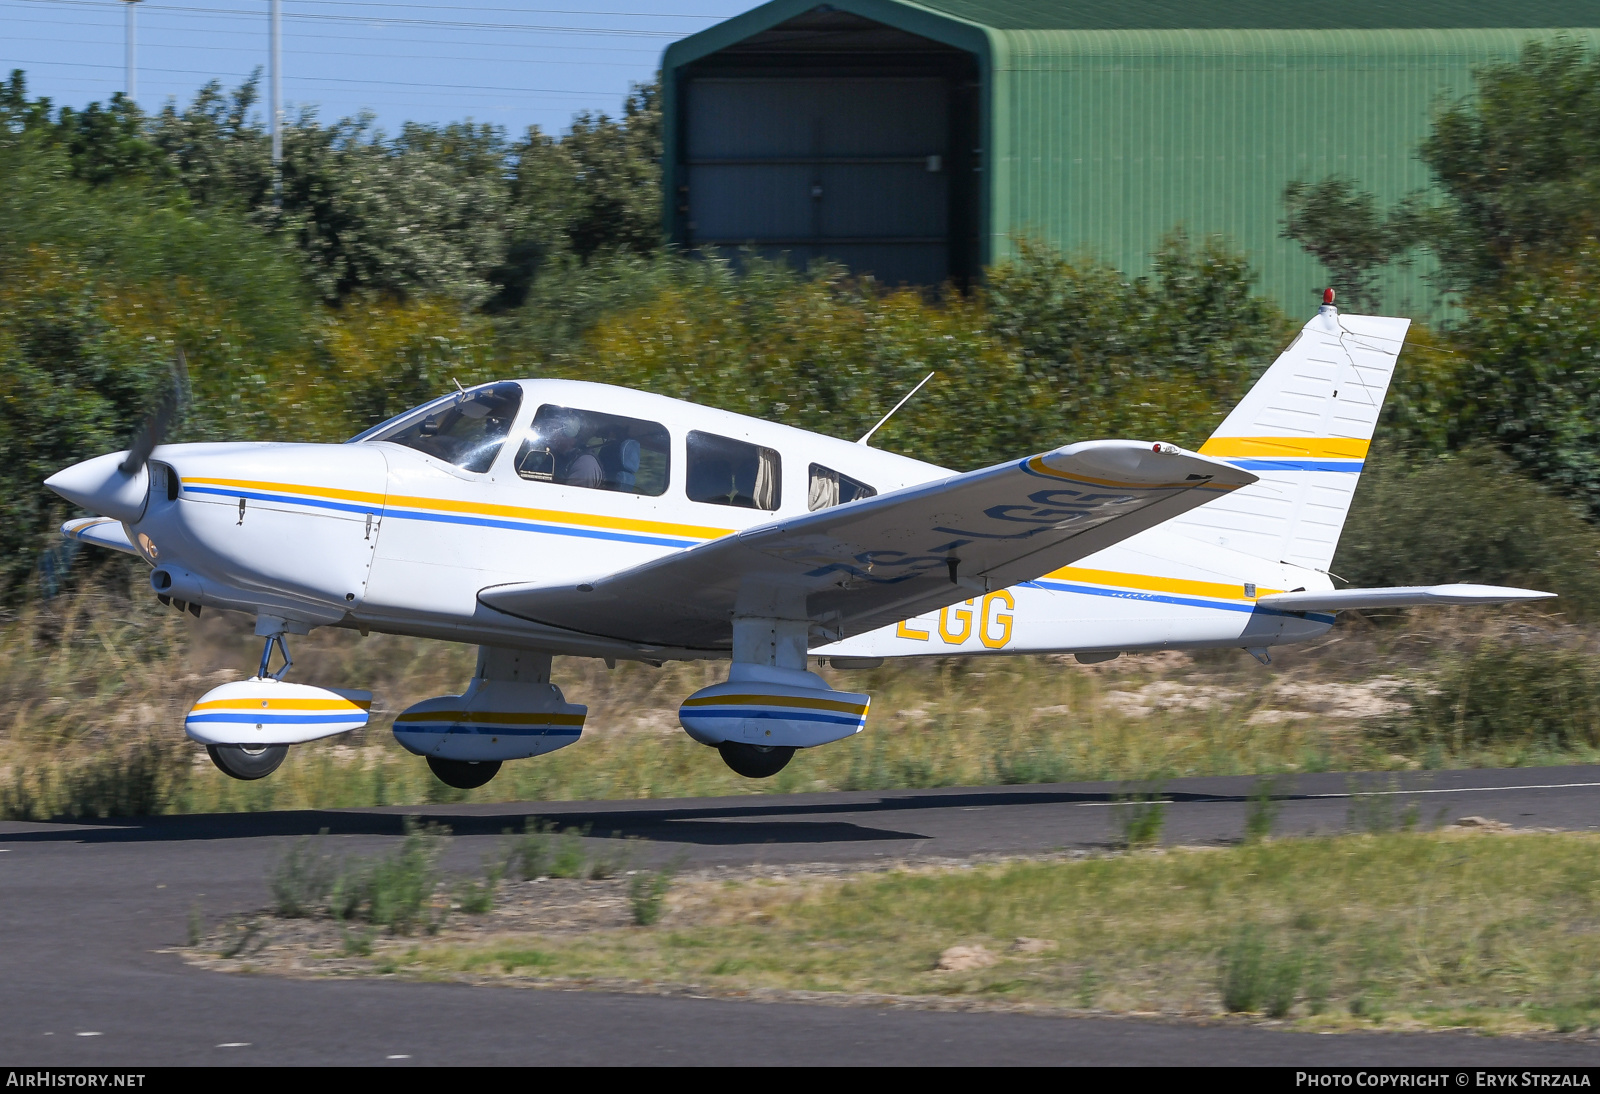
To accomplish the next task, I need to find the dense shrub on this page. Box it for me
[1382,640,1600,756]
[1336,444,1600,619]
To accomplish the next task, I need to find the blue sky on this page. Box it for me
[1,0,758,135]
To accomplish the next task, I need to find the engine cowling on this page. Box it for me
[185,679,372,746]
[392,679,586,762]
[678,664,868,749]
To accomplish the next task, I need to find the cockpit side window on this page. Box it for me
[808,463,877,511]
[359,382,523,473]
[686,431,781,511]
[513,405,670,497]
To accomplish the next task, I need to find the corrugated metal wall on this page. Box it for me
[990,29,1600,315]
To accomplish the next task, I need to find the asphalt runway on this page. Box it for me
[3,766,1598,1066]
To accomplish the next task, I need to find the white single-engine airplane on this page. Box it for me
[45,294,1551,788]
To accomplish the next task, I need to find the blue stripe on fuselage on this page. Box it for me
[182,485,700,548]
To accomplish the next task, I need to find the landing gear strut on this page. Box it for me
[207,743,288,780]
[427,756,502,789]
[717,742,795,779]
[207,630,297,782]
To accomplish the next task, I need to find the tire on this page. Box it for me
[206,743,288,781]
[717,742,795,779]
[427,756,502,789]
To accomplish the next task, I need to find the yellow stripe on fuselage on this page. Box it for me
[182,476,733,542]
[1198,437,1370,460]
[392,710,586,725]
[1042,565,1283,603]
[190,697,371,711]
[680,693,869,715]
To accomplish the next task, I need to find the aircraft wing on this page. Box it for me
[61,517,140,556]
[478,440,1256,653]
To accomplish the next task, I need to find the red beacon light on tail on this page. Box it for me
[1323,287,1336,306]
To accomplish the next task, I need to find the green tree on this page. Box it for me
[984,234,1286,448]
[1281,177,1412,312]
[1420,37,1600,293]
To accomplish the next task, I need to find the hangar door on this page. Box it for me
[680,76,973,287]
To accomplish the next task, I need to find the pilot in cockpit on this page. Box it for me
[544,411,603,489]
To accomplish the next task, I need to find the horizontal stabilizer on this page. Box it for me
[1257,584,1555,613]
[61,517,139,557]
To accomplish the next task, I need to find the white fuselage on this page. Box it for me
[123,378,1333,663]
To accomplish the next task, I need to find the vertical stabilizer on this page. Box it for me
[1166,301,1411,572]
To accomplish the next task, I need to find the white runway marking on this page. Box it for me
[1301,781,1600,799]
[1070,781,1600,806]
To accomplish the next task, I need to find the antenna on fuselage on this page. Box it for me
[856,371,936,446]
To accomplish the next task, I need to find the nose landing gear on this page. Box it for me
[202,629,300,781]
[191,625,371,782]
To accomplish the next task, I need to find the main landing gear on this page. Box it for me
[717,742,795,779]
[427,757,502,789]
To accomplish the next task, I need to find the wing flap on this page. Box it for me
[1257,584,1555,612]
[479,440,1255,653]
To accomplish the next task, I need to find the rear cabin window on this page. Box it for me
[361,382,523,474]
[686,431,781,511]
[512,405,670,497]
[808,464,877,511]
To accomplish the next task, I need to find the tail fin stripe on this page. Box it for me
[1223,459,1364,473]
[1198,437,1371,460]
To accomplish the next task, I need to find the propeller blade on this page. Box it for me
[119,349,190,475]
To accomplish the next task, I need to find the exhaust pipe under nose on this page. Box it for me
[151,565,206,606]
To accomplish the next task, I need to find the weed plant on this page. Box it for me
[271,830,336,916]
[627,856,684,927]
[548,827,589,879]
[585,833,632,880]
[1113,784,1167,849]
[1221,926,1304,1017]
[1244,775,1286,842]
[1345,774,1423,834]
[330,818,450,934]
[503,819,554,880]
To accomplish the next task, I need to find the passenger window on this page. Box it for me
[512,405,669,497]
[686,431,781,511]
[362,382,523,474]
[808,464,877,511]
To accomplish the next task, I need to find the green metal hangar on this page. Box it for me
[660,1,1600,310]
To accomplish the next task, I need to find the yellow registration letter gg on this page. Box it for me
[979,591,1014,649]
[939,599,974,645]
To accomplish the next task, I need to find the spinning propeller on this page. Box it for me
[120,348,189,475]
[44,350,190,524]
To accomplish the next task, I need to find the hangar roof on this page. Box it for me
[903,0,1600,31]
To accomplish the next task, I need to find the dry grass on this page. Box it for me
[4,577,1599,819]
[194,831,1600,1037]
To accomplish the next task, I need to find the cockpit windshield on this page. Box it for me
[352,382,524,473]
